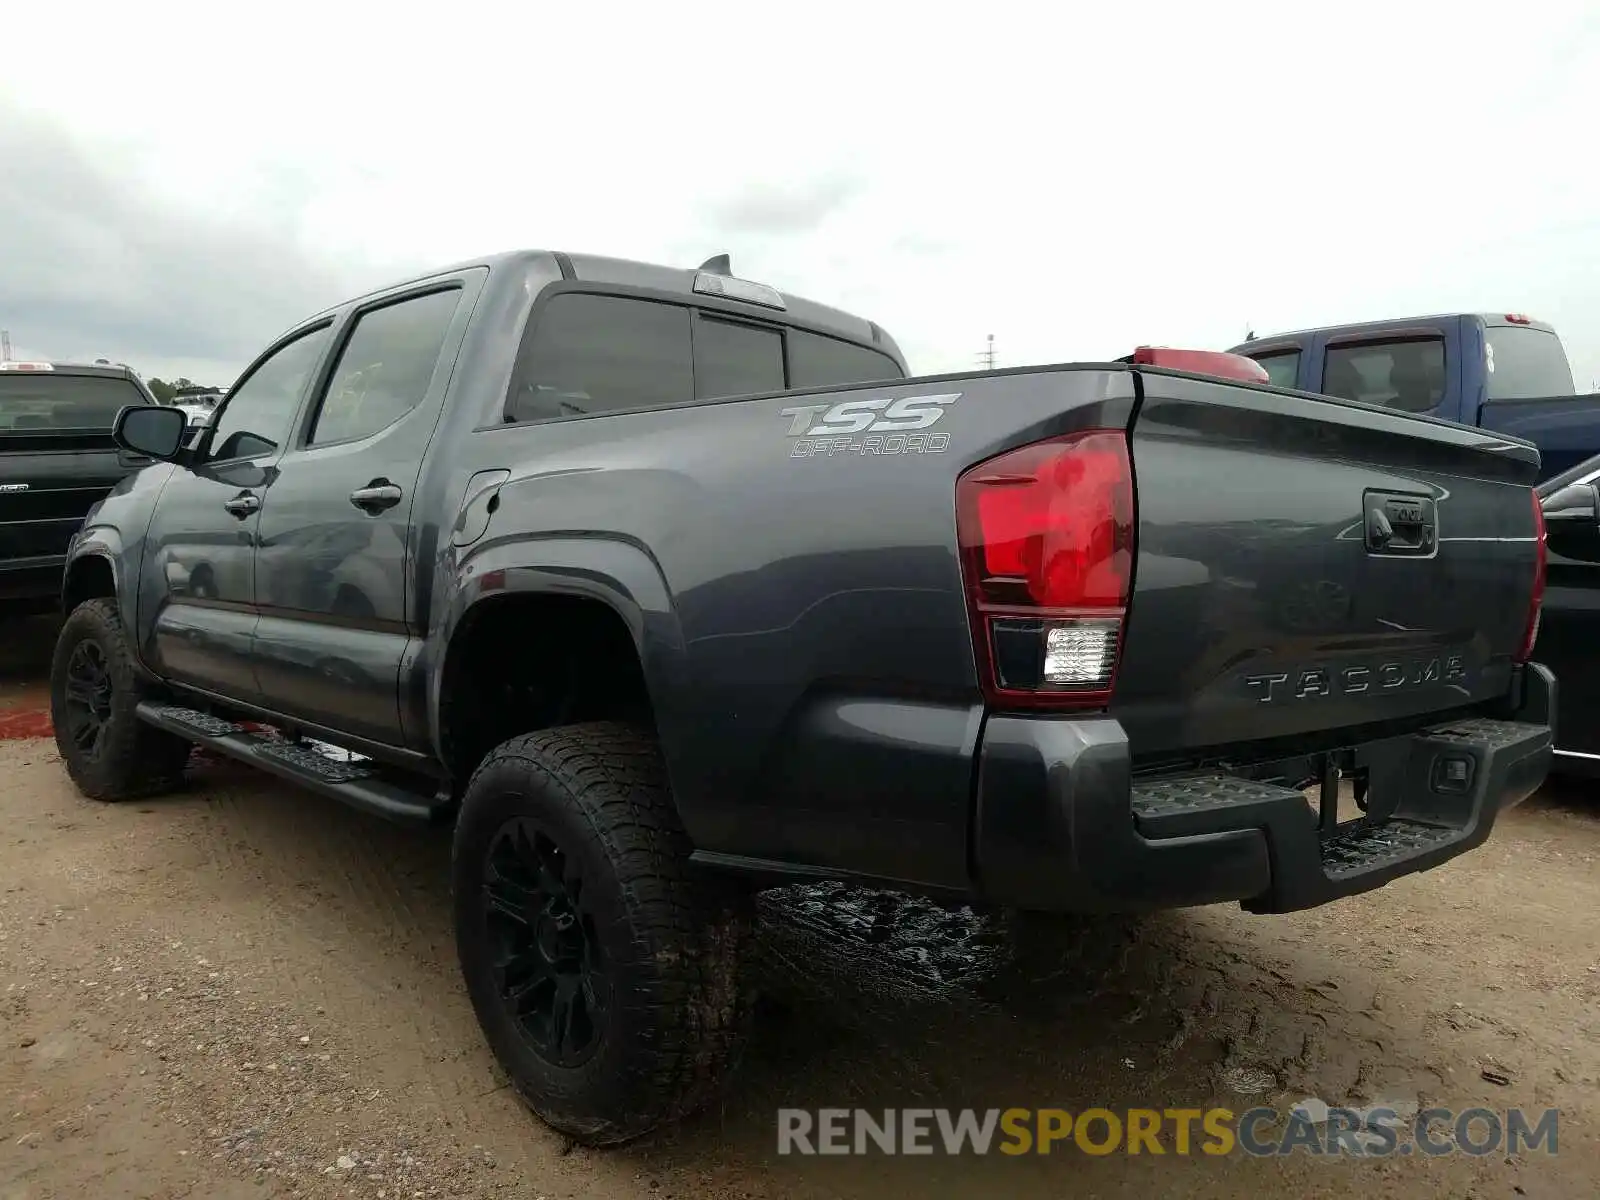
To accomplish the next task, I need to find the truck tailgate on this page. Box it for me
[1113,372,1542,761]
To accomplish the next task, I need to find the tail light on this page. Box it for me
[955,430,1134,709]
[1516,488,1546,662]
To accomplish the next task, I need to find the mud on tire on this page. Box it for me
[451,722,753,1146]
[50,598,192,801]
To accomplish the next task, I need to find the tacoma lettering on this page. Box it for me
[1244,656,1465,703]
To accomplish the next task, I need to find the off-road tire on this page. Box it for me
[50,598,192,801]
[452,722,753,1146]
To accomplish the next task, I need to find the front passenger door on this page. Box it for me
[138,322,333,700]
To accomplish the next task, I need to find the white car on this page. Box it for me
[171,396,221,431]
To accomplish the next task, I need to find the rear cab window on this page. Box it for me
[504,290,904,423]
[0,372,146,431]
[788,329,904,389]
[694,315,785,399]
[1484,324,1575,400]
[1321,337,1445,413]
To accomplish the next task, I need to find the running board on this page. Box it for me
[136,702,448,825]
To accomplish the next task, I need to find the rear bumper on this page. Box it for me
[973,664,1555,914]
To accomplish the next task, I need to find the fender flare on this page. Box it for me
[422,533,692,774]
[62,531,126,619]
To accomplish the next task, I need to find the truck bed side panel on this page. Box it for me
[441,367,1137,886]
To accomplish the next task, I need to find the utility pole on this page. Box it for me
[977,333,996,370]
[0,330,12,361]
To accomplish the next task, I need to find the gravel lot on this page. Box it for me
[3,617,1599,1199]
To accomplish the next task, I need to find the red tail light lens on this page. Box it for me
[1517,488,1546,663]
[956,430,1134,709]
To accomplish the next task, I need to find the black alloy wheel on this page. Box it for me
[451,722,753,1145]
[61,639,114,759]
[482,816,611,1067]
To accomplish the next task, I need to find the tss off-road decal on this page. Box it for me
[779,393,960,458]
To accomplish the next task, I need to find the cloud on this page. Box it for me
[0,96,389,381]
[705,173,867,237]
[3,1,1600,392]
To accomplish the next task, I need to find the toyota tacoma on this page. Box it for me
[50,250,1554,1145]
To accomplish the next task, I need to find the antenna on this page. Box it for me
[0,330,11,361]
[698,254,732,276]
[976,333,996,370]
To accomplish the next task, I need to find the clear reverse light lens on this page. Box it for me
[1043,621,1118,688]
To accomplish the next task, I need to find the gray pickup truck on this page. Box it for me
[52,250,1554,1145]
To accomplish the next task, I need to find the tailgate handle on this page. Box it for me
[1364,491,1436,556]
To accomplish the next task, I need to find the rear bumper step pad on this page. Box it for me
[1130,716,1550,913]
[972,666,1555,915]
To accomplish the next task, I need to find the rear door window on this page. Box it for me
[1484,325,1575,400]
[308,288,461,445]
[788,329,903,389]
[506,294,693,422]
[1321,338,1445,413]
[1252,351,1301,391]
[694,315,785,399]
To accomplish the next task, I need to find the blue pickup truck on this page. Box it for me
[1230,314,1599,481]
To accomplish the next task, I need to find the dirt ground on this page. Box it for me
[3,616,1599,1199]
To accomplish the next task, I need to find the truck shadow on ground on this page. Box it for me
[168,755,1470,1183]
[1525,771,1600,818]
[0,614,58,680]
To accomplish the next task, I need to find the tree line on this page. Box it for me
[145,376,225,403]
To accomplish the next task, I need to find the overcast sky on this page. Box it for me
[3,2,1599,388]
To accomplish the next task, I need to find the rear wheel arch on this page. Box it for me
[436,587,665,787]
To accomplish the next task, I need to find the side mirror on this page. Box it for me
[1541,481,1600,563]
[113,405,188,461]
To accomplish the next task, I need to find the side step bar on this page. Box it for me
[137,702,449,825]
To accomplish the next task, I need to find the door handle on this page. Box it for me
[349,480,402,514]
[223,492,260,518]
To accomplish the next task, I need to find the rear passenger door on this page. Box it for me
[251,273,482,746]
